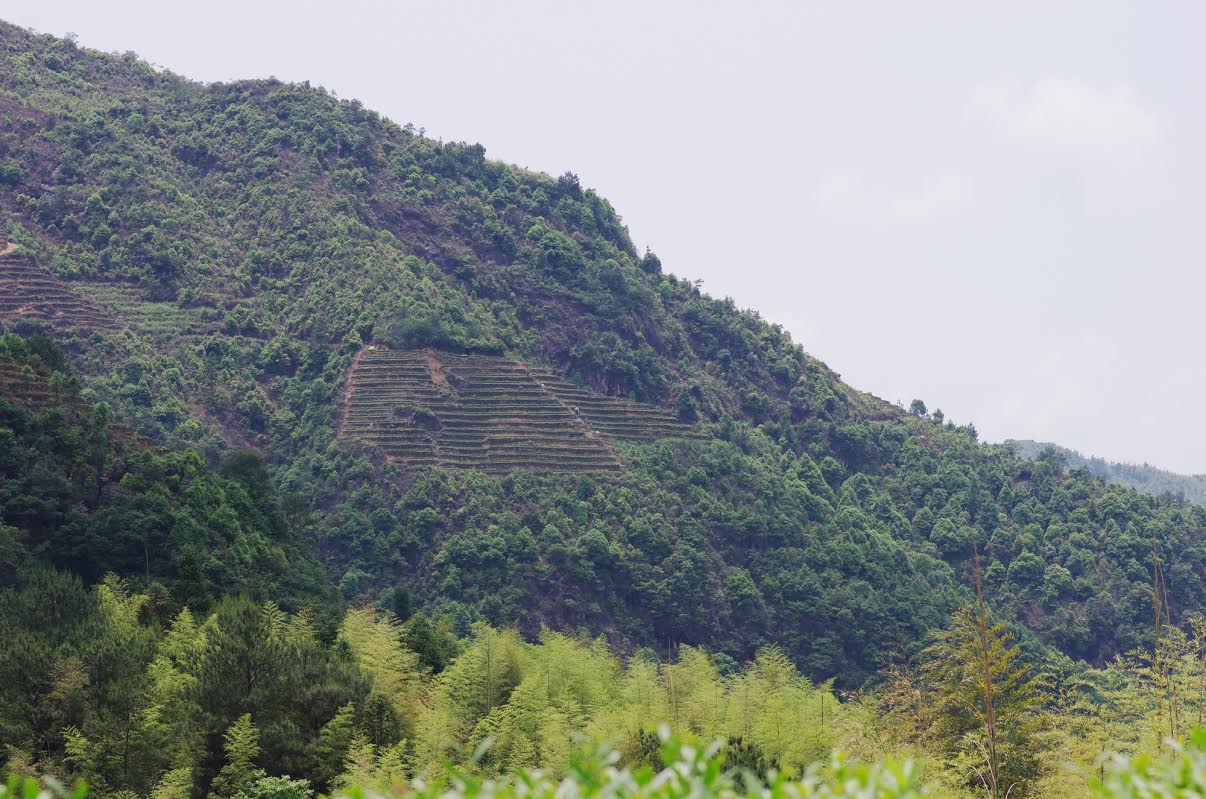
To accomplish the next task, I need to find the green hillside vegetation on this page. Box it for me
[0,333,330,607]
[2,22,1206,797]
[2,565,1204,799]
[2,19,1206,682]
[10,735,1206,799]
[1007,439,1206,507]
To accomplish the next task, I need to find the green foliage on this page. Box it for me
[234,776,313,799]
[1009,439,1206,507]
[1092,727,1206,798]
[208,714,265,799]
[921,609,1049,797]
[401,614,458,675]
[331,737,938,799]
[4,30,1206,799]
[0,343,330,609]
[4,22,1206,689]
[18,732,1206,799]
[0,585,852,794]
[0,776,87,799]
[0,742,935,799]
[0,578,1201,798]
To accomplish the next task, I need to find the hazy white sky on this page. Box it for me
[4,1,1204,472]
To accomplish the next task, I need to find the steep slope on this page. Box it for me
[0,332,332,607]
[1008,439,1206,507]
[1,20,1204,683]
[0,244,119,332]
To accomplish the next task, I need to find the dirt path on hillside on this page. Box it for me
[423,348,451,390]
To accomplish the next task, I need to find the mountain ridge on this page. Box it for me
[1007,438,1206,506]
[1,18,1204,685]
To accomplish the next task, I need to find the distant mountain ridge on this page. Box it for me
[1007,438,1206,506]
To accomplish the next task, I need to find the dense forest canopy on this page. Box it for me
[1,19,1206,797]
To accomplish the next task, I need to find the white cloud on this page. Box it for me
[968,77,1159,158]
[816,172,972,226]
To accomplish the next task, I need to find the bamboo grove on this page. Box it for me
[3,569,1206,799]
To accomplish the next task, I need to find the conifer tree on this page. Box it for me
[315,703,356,788]
[209,714,266,799]
[921,594,1048,796]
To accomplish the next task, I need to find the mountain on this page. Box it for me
[0,331,331,608]
[1007,439,1206,507]
[1,20,1204,685]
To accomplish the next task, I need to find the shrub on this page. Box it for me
[1093,728,1206,798]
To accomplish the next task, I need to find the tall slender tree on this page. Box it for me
[921,545,1049,797]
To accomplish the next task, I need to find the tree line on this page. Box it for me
[2,565,1203,799]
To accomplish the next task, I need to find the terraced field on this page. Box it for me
[87,284,205,338]
[529,367,702,443]
[0,354,84,409]
[341,349,699,474]
[0,249,120,332]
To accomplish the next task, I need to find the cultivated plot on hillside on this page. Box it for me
[341,348,699,473]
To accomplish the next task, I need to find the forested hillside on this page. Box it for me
[1,18,1205,692]
[1008,439,1206,507]
[0,332,330,607]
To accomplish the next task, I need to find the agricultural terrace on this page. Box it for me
[341,348,699,473]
